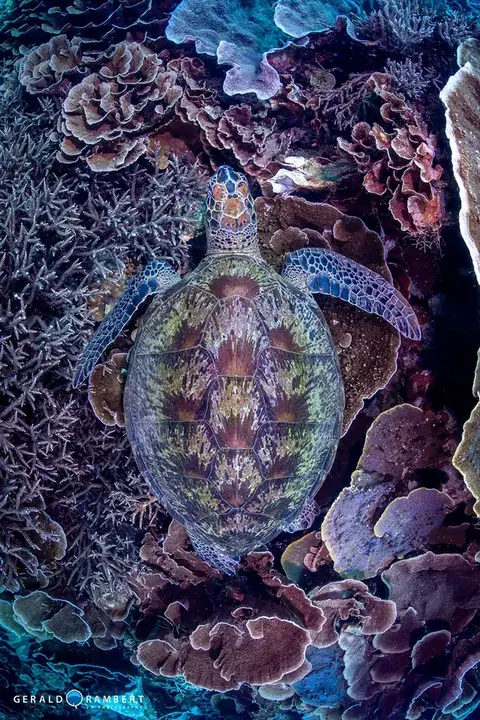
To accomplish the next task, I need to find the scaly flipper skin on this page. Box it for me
[72,260,180,388]
[283,248,421,341]
[188,529,240,576]
[284,498,320,534]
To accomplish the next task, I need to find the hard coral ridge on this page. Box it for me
[166,0,368,99]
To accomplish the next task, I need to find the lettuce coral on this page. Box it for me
[0,0,173,53]
[166,0,366,99]
[19,34,87,96]
[338,72,445,237]
[57,40,182,171]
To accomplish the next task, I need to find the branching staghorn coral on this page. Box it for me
[366,0,437,47]
[438,8,478,47]
[0,68,206,599]
[308,71,375,131]
[385,56,438,99]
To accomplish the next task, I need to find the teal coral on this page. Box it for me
[292,644,347,707]
[166,0,367,99]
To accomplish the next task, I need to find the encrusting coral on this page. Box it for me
[165,0,367,100]
[88,350,128,427]
[322,404,468,579]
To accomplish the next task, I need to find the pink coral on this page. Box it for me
[382,552,480,634]
[338,73,445,237]
[197,103,292,179]
[133,529,327,692]
[19,34,87,96]
[310,580,397,648]
[57,41,182,171]
[137,615,311,691]
[170,61,291,179]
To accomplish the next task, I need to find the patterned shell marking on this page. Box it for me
[124,255,344,556]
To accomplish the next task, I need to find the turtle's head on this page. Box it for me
[205,166,259,256]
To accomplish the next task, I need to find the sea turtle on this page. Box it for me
[73,165,420,574]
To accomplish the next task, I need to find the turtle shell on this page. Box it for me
[124,255,344,556]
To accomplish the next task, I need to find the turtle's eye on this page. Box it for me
[236,180,249,199]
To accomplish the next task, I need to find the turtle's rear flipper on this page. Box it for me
[283,248,421,341]
[189,531,239,576]
[284,498,320,533]
[73,260,180,388]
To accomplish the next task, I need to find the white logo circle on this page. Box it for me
[66,690,84,707]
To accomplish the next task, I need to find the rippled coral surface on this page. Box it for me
[2,1,480,719]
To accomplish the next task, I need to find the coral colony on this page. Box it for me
[3,0,480,719]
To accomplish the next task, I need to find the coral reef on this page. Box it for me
[134,524,325,691]
[19,34,87,96]
[385,56,438,100]
[0,0,173,53]
[307,71,375,131]
[322,404,466,579]
[377,0,437,47]
[166,0,286,100]
[88,351,128,427]
[2,0,480,718]
[0,71,206,601]
[441,37,480,285]
[166,0,366,99]
[57,41,182,171]
[338,72,445,237]
[195,102,293,179]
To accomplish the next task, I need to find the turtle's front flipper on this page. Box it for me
[73,260,180,388]
[283,248,421,341]
[188,531,239,576]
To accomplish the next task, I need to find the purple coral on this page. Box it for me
[338,72,446,237]
[0,68,206,599]
[0,0,173,53]
[57,41,182,171]
[19,34,86,96]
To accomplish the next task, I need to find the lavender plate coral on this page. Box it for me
[2,1,480,719]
